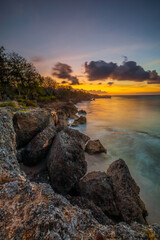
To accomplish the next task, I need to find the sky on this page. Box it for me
[1,0,160,95]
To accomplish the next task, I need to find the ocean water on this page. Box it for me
[75,95,160,224]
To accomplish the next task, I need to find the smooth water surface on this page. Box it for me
[75,95,160,224]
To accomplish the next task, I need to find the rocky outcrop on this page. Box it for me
[107,159,148,224]
[85,139,107,154]
[0,108,160,240]
[47,129,87,195]
[0,109,25,184]
[13,109,55,148]
[67,196,113,225]
[20,125,57,166]
[77,171,120,221]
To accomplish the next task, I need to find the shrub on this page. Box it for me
[0,101,17,108]
[18,99,38,107]
[37,95,56,103]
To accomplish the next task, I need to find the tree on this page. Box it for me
[7,52,42,97]
[0,46,10,98]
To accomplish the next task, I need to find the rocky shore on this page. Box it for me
[0,102,160,239]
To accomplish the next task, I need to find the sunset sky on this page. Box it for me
[1,0,160,95]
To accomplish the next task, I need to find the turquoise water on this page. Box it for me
[75,96,160,224]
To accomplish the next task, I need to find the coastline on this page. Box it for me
[0,102,160,239]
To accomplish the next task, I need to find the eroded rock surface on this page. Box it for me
[107,159,148,224]
[47,129,87,195]
[20,124,57,166]
[85,139,107,154]
[13,109,55,148]
[78,171,120,221]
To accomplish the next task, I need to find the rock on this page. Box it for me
[62,127,90,150]
[0,109,25,184]
[85,139,107,154]
[13,109,55,148]
[78,109,87,115]
[20,124,57,166]
[56,110,68,126]
[47,129,87,195]
[71,116,87,126]
[0,109,160,240]
[67,196,113,225]
[78,171,120,221]
[107,159,148,224]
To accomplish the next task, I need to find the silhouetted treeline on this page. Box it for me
[0,47,93,103]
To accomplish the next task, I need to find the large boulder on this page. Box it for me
[107,159,148,224]
[62,127,90,150]
[47,129,87,195]
[78,171,120,221]
[13,109,55,148]
[85,139,107,154]
[20,125,57,166]
[71,116,87,127]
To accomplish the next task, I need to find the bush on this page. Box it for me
[18,99,38,107]
[0,101,17,108]
[37,95,56,103]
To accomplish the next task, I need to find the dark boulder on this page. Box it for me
[47,129,87,195]
[63,127,90,150]
[78,171,120,221]
[85,139,107,154]
[107,159,148,224]
[13,109,54,148]
[20,125,57,166]
[78,109,87,115]
[71,116,87,126]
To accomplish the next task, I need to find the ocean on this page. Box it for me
[75,95,160,224]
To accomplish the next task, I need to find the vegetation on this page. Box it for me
[0,101,17,108]
[0,46,94,105]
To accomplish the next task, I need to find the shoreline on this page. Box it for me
[0,103,160,239]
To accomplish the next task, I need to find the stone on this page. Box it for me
[21,125,57,166]
[78,109,87,115]
[78,171,120,221]
[47,129,87,195]
[85,139,107,154]
[107,159,148,224]
[0,109,25,184]
[62,127,90,150]
[67,196,113,225]
[13,109,55,148]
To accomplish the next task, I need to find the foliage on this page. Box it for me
[18,99,38,107]
[37,95,56,103]
[0,46,94,104]
[0,101,17,108]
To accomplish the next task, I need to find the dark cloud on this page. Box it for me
[70,76,79,85]
[84,60,160,84]
[108,82,114,86]
[61,80,67,84]
[30,56,44,62]
[52,62,79,85]
[85,61,117,80]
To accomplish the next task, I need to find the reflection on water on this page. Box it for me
[75,96,160,224]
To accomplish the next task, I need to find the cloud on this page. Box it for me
[108,82,114,86]
[30,56,44,63]
[52,62,79,85]
[84,61,117,80]
[84,60,160,84]
[61,80,67,84]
